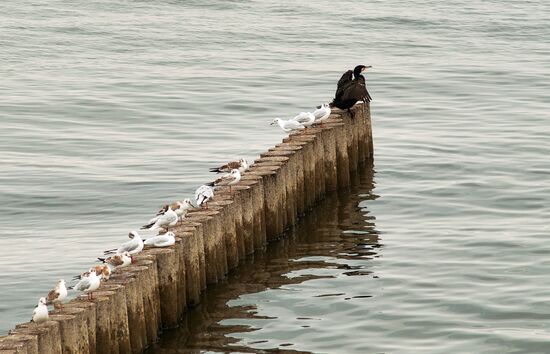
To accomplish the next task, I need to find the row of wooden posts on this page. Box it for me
[0,103,373,354]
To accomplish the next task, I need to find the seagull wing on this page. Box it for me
[117,239,138,254]
[314,105,331,120]
[155,237,175,247]
[144,235,162,246]
[75,277,92,292]
[285,120,305,130]
[145,235,175,247]
[195,185,206,203]
[46,289,59,303]
[292,112,310,123]
[160,212,177,225]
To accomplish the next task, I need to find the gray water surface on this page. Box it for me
[1,0,550,352]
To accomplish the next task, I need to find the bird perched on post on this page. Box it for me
[291,112,315,128]
[31,297,49,323]
[195,184,214,209]
[98,251,134,269]
[46,279,67,309]
[313,103,331,126]
[69,268,101,300]
[73,265,111,282]
[207,169,241,193]
[144,231,176,248]
[270,118,305,134]
[331,65,372,115]
[209,158,249,174]
[141,205,178,232]
[103,230,144,255]
[172,199,194,222]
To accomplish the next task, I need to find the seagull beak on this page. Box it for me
[270,122,275,125]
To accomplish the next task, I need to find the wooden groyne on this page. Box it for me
[0,103,373,354]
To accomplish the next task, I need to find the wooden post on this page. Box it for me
[238,175,266,250]
[96,283,131,354]
[176,226,204,306]
[185,211,221,285]
[133,256,161,344]
[209,197,239,269]
[143,248,179,329]
[247,166,280,241]
[325,119,350,188]
[12,321,62,354]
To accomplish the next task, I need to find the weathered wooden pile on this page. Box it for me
[0,103,373,354]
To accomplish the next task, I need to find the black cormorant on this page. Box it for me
[331,65,372,113]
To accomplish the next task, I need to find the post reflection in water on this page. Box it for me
[148,163,380,354]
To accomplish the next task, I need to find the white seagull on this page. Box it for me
[172,199,194,221]
[70,268,101,300]
[46,279,67,309]
[313,103,331,125]
[292,112,315,128]
[207,169,241,192]
[141,206,178,231]
[270,118,305,133]
[209,158,249,174]
[144,231,176,248]
[31,297,49,323]
[98,251,134,269]
[104,231,144,255]
[195,184,214,209]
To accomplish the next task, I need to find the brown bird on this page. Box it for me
[97,252,134,269]
[46,279,67,309]
[209,158,249,173]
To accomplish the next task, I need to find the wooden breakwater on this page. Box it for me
[0,103,373,354]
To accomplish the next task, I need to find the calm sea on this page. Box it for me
[1,0,549,352]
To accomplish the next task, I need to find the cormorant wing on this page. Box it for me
[340,76,371,104]
[335,70,353,101]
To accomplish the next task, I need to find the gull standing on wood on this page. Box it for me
[73,265,111,282]
[172,199,194,221]
[292,112,315,128]
[270,118,305,133]
[144,231,176,248]
[209,158,249,174]
[70,268,101,300]
[141,205,178,232]
[98,251,134,269]
[313,103,331,126]
[31,297,49,323]
[46,279,67,309]
[207,169,241,193]
[103,231,144,255]
[195,184,214,209]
